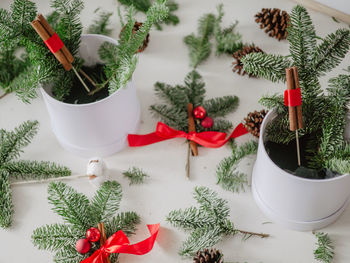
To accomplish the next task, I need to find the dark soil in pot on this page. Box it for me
[265,136,340,180]
[61,64,109,104]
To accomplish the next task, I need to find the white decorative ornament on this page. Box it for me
[87,157,109,187]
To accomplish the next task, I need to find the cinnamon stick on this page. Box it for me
[36,14,74,64]
[285,68,297,131]
[97,222,111,263]
[30,19,72,71]
[187,103,198,156]
[291,67,304,129]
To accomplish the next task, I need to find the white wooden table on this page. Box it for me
[1,0,350,262]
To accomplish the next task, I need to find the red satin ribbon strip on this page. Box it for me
[44,33,64,54]
[128,122,248,148]
[81,224,160,263]
[284,88,302,107]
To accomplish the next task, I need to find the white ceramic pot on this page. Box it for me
[252,110,350,231]
[41,34,141,157]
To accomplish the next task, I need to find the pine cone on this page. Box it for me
[255,8,290,41]
[232,45,264,76]
[193,248,224,263]
[120,22,150,53]
[243,109,268,138]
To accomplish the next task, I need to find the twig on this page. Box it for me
[11,174,90,186]
[236,229,270,239]
[186,143,191,180]
[79,69,98,89]
[0,92,9,99]
[72,65,90,93]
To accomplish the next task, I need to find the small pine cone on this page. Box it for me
[120,22,150,53]
[193,248,224,263]
[255,8,290,41]
[232,45,264,76]
[243,109,268,138]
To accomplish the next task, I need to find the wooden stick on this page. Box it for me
[11,174,90,186]
[185,143,191,180]
[187,103,198,156]
[291,67,304,130]
[285,68,297,131]
[98,222,111,263]
[79,68,99,90]
[36,14,74,64]
[31,20,72,71]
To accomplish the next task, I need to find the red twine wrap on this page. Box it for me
[44,33,64,53]
[128,122,248,148]
[81,224,160,263]
[284,88,302,107]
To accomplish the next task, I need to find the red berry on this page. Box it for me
[86,227,101,242]
[193,106,206,119]
[75,239,91,254]
[201,116,214,128]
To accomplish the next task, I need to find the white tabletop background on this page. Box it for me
[0,0,350,262]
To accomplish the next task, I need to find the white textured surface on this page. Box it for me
[0,0,350,262]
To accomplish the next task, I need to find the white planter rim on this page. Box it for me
[41,34,128,108]
[261,109,349,183]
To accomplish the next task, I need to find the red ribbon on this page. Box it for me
[44,33,64,54]
[81,224,160,263]
[128,122,248,148]
[284,88,302,107]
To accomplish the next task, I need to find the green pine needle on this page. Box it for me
[0,121,71,229]
[87,9,113,35]
[216,141,258,193]
[123,167,149,185]
[314,232,335,263]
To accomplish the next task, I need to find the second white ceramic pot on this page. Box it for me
[41,34,141,157]
[252,110,350,231]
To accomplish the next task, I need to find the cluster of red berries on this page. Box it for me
[193,106,213,128]
[75,227,101,254]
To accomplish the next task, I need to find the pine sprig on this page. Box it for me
[216,141,258,193]
[166,187,268,257]
[150,70,239,134]
[48,182,91,230]
[0,121,71,229]
[87,9,113,35]
[314,232,334,263]
[123,167,149,185]
[32,181,140,263]
[184,13,215,68]
[241,5,350,173]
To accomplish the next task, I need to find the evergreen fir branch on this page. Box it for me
[216,141,258,193]
[10,0,37,37]
[287,5,317,73]
[89,181,122,224]
[326,157,350,174]
[105,211,140,237]
[154,82,189,110]
[209,119,233,132]
[259,94,285,113]
[314,232,334,263]
[179,226,224,257]
[46,11,61,29]
[0,170,13,228]
[183,70,206,106]
[241,52,291,82]
[48,182,91,230]
[166,207,216,230]
[0,120,39,164]
[313,29,350,75]
[184,13,215,68]
[213,4,243,55]
[32,224,84,252]
[150,104,188,130]
[123,167,149,185]
[98,42,119,68]
[87,9,113,36]
[193,186,230,221]
[54,245,87,263]
[4,160,71,181]
[203,96,239,117]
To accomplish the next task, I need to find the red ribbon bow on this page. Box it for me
[284,88,302,107]
[128,122,248,148]
[81,224,160,263]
